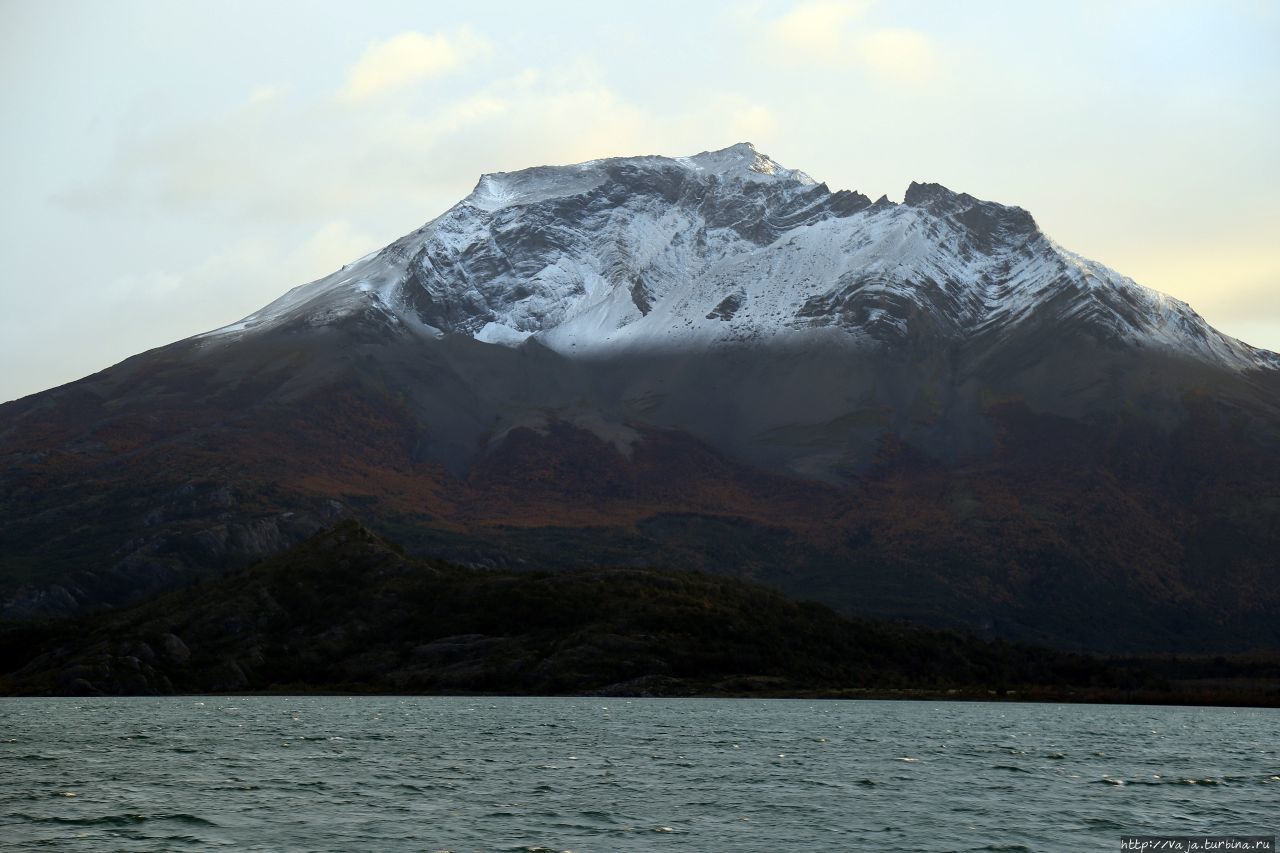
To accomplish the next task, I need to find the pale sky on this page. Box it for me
[2,0,1277,402]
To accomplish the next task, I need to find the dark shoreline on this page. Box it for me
[8,686,1273,709]
[4,523,1278,708]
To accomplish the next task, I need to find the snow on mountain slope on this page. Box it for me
[201,143,1278,373]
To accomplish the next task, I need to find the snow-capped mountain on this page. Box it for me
[4,143,1280,653]
[205,142,1276,373]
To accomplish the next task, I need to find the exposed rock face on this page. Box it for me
[2,144,1279,652]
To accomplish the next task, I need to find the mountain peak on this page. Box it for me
[904,180,1039,242]
[680,142,816,185]
[463,144,815,213]
[903,180,960,206]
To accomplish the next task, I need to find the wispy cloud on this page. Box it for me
[338,29,491,102]
[770,0,873,63]
[857,28,936,84]
[762,0,938,85]
[248,85,287,105]
[61,61,779,229]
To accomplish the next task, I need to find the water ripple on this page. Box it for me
[0,698,1276,851]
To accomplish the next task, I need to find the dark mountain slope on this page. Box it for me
[3,325,1278,652]
[0,522,1183,700]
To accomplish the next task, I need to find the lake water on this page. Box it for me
[0,697,1276,852]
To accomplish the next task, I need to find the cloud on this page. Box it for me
[248,85,287,105]
[763,0,938,85]
[857,28,937,84]
[62,64,781,231]
[720,98,779,141]
[771,0,872,64]
[338,29,490,102]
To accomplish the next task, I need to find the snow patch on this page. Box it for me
[475,322,534,346]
